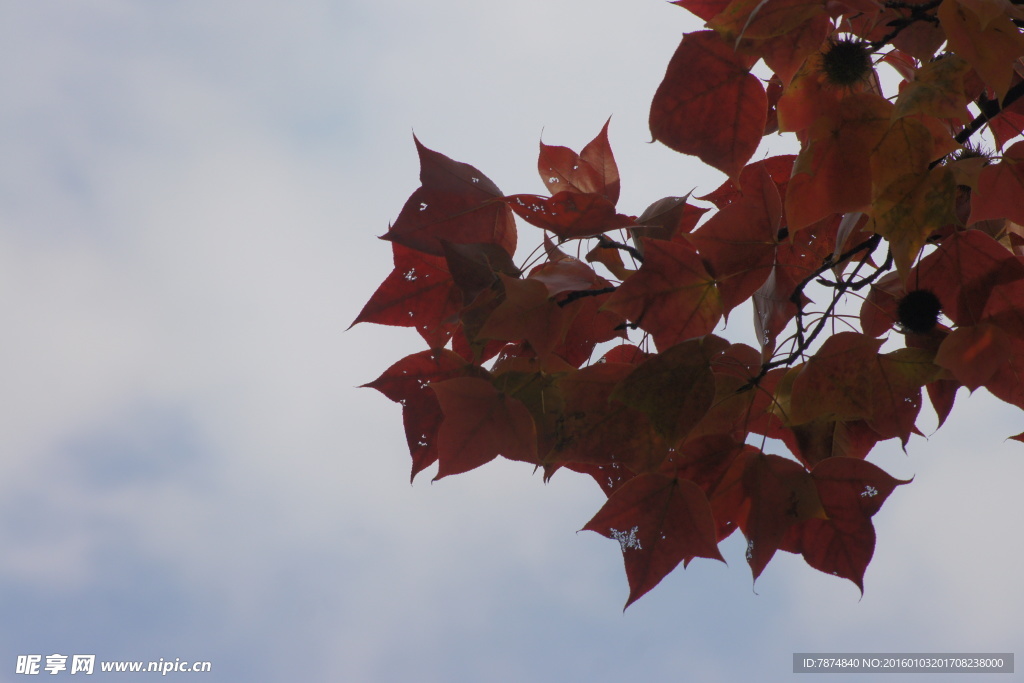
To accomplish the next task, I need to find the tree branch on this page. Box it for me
[556,286,617,307]
[870,0,942,51]
[953,79,1024,147]
[739,234,886,391]
[595,234,644,263]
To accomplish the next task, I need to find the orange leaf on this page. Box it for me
[893,54,973,122]
[759,13,832,86]
[892,17,946,60]
[869,117,944,279]
[698,154,795,209]
[650,30,767,179]
[956,0,1024,28]
[582,474,724,608]
[708,0,826,41]
[939,0,1024,100]
[789,332,939,444]
[785,93,894,231]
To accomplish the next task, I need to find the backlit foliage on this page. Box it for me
[356,0,1024,607]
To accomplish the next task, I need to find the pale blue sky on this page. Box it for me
[1,2,1022,682]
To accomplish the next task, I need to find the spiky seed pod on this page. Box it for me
[897,289,942,334]
[820,39,873,88]
[951,143,992,164]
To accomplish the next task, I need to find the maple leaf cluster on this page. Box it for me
[356,0,1024,607]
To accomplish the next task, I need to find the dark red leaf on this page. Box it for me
[600,344,650,364]
[915,229,1024,326]
[732,451,825,581]
[351,243,460,347]
[554,284,627,367]
[783,419,882,469]
[583,473,724,608]
[441,240,521,305]
[506,191,634,239]
[363,349,484,481]
[562,461,637,497]
[792,455,912,592]
[811,456,911,521]
[631,197,709,244]
[527,258,601,297]
[478,274,568,359]
[602,238,723,351]
[431,377,538,478]
[927,378,960,430]
[935,322,1012,390]
[538,118,621,204]
[383,137,516,257]
[553,363,670,474]
[979,334,1024,411]
[689,163,781,314]
[698,155,795,209]
[611,337,725,446]
[671,0,731,21]
[789,517,875,592]
[969,141,1024,225]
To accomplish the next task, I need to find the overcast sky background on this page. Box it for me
[1,1,1023,682]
